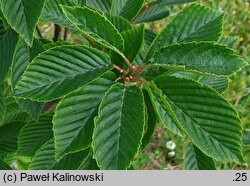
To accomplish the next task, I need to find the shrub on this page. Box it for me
[0,0,248,170]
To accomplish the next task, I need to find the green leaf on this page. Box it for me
[30,139,90,170]
[93,83,145,169]
[156,0,196,5]
[110,0,145,21]
[74,0,86,6]
[144,29,156,48]
[105,14,132,32]
[41,0,75,28]
[0,11,8,29]
[145,83,182,136]
[86,0,112,12]
[155,76,245,164]
[152,42,247,76]
[52,149,90,170]
[62,6,124,53]
[18,114,53,157]
[0,85,4,122]
[219,36,238,49]
[141,91,157,149]
[78,149,99,170]
[53,73,115,160]
[168,70,200,81]
[13,45,113,101]
[18,100,44,120]
[0,0,46,46]
[12,39,45,118]
[121,24,144,62]
[134,44,147,66]
[134,5,169,24]
[4,97,22,118]
[147,3,224,59]
[243,130,250,146]
[184,142,216,170]
[12,39,30,88]
[16,156,31,170]
[0,19,7,40]
[0,159,11,170]
[0,28,18,82]
[0,121,26,154]
[111,25,144,67]
[200,76,229,94]
[43,40,72,50]
[2,97,29,124]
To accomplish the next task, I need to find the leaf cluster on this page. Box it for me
[0,0,248,170]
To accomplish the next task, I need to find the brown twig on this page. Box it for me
[119,53,134,71]
[63,28,69,40]
[36,26,43,38]
[132,2,150,23]
[82,34,96,47]
[130,64,148,77]
[52,24,62,42]
[114,63,148,87]
[114,65,127,75]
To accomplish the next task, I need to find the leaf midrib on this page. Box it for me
[15,64,110,95]
[62,6,124,52]
[114,87,126,168]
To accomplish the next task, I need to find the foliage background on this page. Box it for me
[0,0,249,170]
[133,0,250,170]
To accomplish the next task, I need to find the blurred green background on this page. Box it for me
[134,0,250,170]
